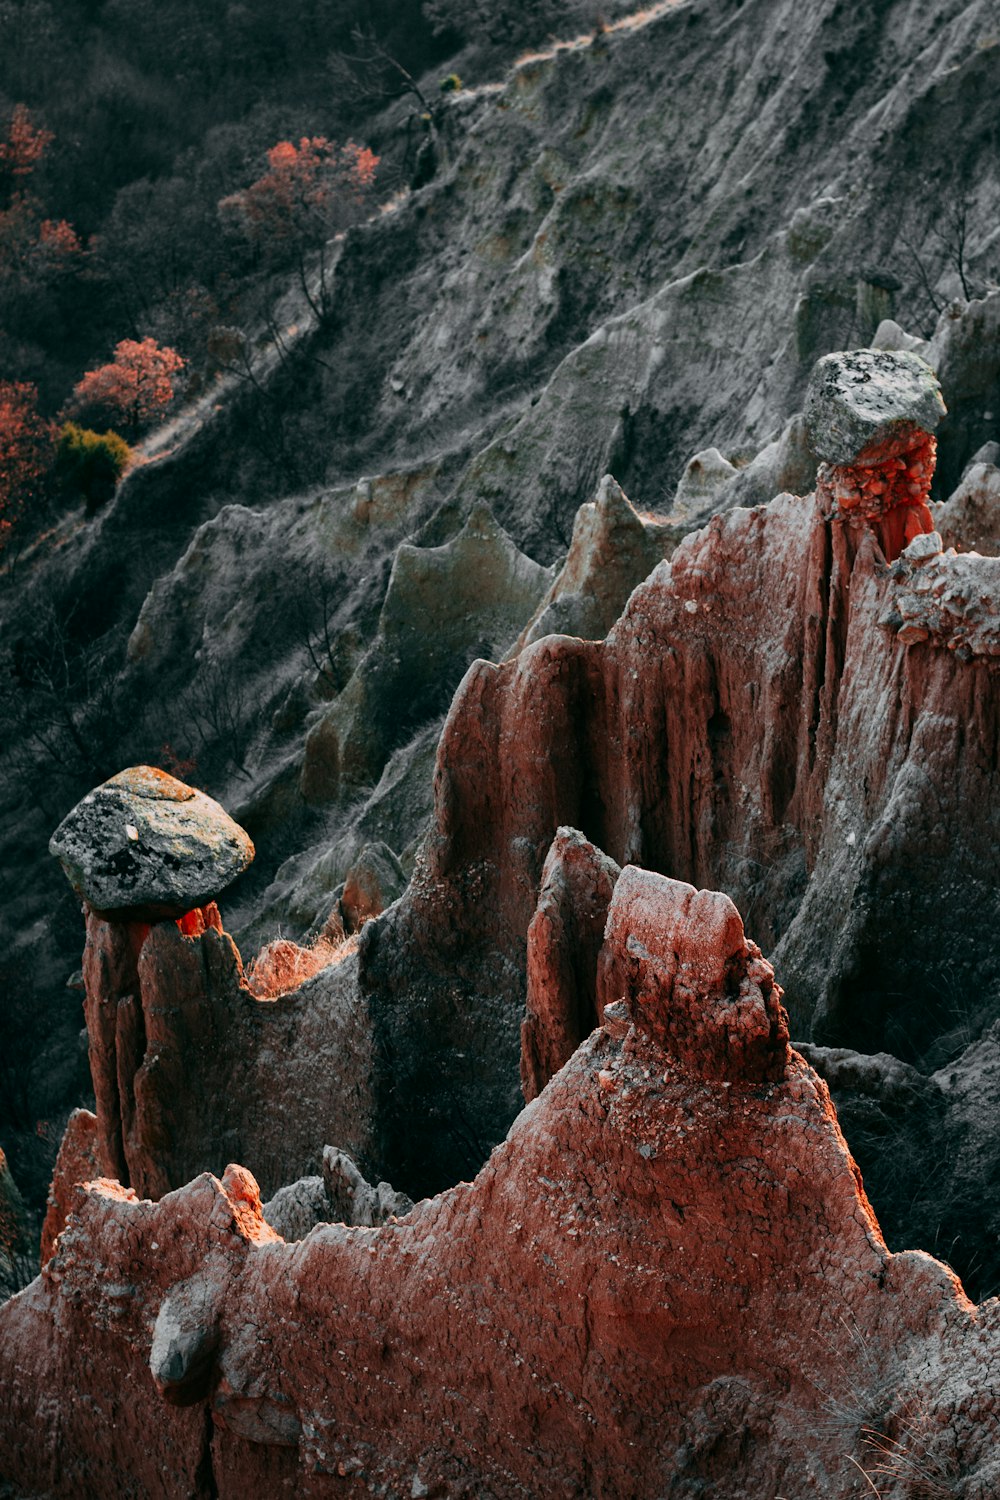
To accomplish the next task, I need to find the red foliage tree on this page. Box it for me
[219,137,379,318]
[0,381,55,551]
[0,105,53,192]
[0,105,82,306]
[69,338,185,434]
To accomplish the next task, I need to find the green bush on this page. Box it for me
[55,422,131,514]
[439,72,462,92]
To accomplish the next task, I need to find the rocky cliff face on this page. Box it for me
[3,872,999,1499]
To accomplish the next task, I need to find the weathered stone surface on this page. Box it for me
[670,447,739,522]
[2,880,1000,1496]
[805,350,947,561]
[803,1031,1000,1306]
[39,1107,101,1265]
[719,413,819,512]
[321,1147,413,1228]
[805,348,946,465]
[262,1149,413,1241]
[261,1175,330,1242]
[340,841,406,934]
[872,316,930,358]
[935,461,1000,556]
[797,1043,936,1108]
[150,1272,229,1407]
[80,908,376,1202]
[520,827,620,1100]
[248,718,440,949]
[598,869,790,1082]
[50,767,255,917]
[4,9,1000,1486]
[515,475,679,650]
[301,503,553,802]
[882,538,1000,656]
[361,486,1000,1208]
[673,416,819,524]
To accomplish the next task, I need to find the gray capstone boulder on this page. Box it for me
[50,765,254,916]
[805,348,946,465]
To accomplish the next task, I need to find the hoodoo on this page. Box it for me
[805,348,946,562]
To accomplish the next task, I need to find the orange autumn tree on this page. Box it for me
[69,338,185,435]
[0,105,80,291]
[0,381,55,553]
[0,105,53,192]
[219,137,379,319]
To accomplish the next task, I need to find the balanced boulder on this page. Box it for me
[49,765,254,917]
[805,348,947,561]
[805,347,945,465]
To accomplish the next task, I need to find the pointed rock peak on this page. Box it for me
[218,1164,281,1246]
[599,867,790,1082]
[50,766,254,918]
[594,473,640,525]
[462,498,507,544]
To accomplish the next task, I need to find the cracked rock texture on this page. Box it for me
[2,873,999,1497]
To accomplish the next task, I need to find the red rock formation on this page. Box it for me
[520,827,620,1100]
[2,872,997,1497]
[362,489,1000,1192]
[39,1107,100,1264]
[78,904,376,1207]
[815,429,936,562]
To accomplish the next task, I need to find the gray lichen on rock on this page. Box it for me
[49,766,254,916]
[805,348,946,464]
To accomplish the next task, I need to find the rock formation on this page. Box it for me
[340,841,407,934]
[301,502,554,803]
[934,458,1000,556]
[805,348,945,563]
[361,466,1000,1197]
[74,901,375,1209]
[3,0,1000,1483]
[44,771,376,1227]
[38,1108,100,1267]
[0,1149,27,1299]
[263,1146,413,1242]
[2,872,998,1497]
[514,475,680,652]
[520,827,620,1101]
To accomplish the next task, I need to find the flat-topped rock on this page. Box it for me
[49,766,254,917]
[805,348,945,465]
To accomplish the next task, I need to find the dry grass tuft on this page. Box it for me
[246,933,358,999]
